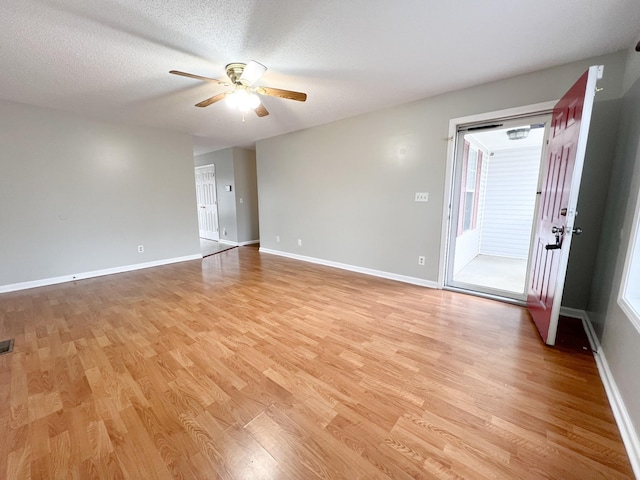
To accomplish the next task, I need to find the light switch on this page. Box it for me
[415,192,429,202]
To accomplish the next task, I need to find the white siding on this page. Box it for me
[479,146,542,259]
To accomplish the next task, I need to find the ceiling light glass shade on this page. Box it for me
[226,89,261,113]
[506,127,530,140]
[240,61,267,85]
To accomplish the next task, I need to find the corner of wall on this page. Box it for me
[622,37,640,95]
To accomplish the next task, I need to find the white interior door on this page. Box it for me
[195,165,220,241]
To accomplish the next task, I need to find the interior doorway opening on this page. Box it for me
[445,113,551,302]
[195,164,220,241]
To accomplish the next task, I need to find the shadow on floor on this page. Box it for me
[554,315,592,355]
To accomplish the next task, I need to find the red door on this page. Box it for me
[527,65,603,345]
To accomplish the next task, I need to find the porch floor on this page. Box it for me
[454,254,528,294]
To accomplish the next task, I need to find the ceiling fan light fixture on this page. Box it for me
[170,60,306,119]
[226,88,261,113]
[240,60,267,85]
[506,127,530,140]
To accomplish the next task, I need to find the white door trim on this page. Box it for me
[438,100,558,288]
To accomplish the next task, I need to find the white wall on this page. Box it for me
[0,99,200,289]
[480,146,542,259]
[256,51,626,283]
[453,229,481,275]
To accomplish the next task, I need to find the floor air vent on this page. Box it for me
[0,339,14,355]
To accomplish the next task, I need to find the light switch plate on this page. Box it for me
[415,192,429,202]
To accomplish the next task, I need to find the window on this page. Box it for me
[463,149,478,231]
[458,142,483,236]
[619,190,640,334]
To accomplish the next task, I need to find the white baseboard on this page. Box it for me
[218,240,258,247]
[239,240,260,246]
[0,254,203,294]
[560,307,640,478]
[259,248,438,289]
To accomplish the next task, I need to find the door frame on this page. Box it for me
[438,101,557,291]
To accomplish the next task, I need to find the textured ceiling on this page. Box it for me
[1,1,639,155]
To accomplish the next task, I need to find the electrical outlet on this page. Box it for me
[418,255,425,266]
[298,239,302,246]
[223,228,227,236]
[415,192,429,202]
[276,236,280,243]
[138,245,144,253]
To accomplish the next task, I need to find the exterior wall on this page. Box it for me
[0,99,199,289]
[480,145,542,259]
[453,229,481,275]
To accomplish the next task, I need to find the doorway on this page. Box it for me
[444,112,551,302]
[195,164,220,241]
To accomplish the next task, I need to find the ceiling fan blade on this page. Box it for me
[256,86,307,102]
[169,70,228,85]
[240,61,267,86]
[254,104,269,117]
[195,92,228,108]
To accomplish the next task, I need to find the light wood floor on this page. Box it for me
[0,247,633,479]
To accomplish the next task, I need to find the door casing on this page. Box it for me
[444,113,551,301]
[439,101,557,292]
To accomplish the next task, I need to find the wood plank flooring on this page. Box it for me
[0,246,634,479]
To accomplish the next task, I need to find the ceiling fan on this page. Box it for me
[170,61,307,118]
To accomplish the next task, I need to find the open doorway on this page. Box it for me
[195,164,220,242]
[445,113,551,301]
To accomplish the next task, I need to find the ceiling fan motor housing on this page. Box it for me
[225,63,247,84]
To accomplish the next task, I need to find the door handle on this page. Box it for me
[545,233,562,250]
[546,225,564,250]
[572,227,583,235]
